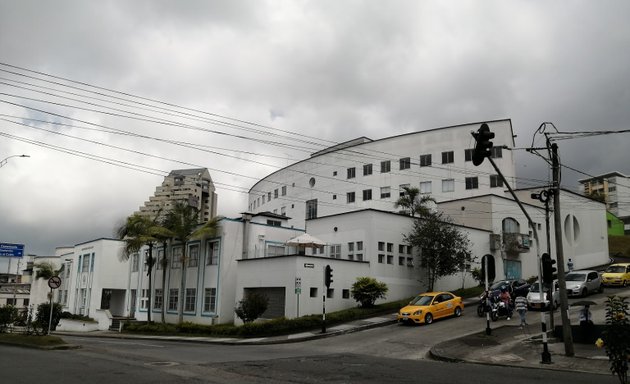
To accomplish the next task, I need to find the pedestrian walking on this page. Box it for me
[567,258,574,272]
[514,292,528,328]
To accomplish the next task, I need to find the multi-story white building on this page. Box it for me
[137,168,218,223]
[248,119,516,227]
[579,171,630,233]
[41,119,610,330]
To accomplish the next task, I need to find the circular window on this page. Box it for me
[309,177,316,187]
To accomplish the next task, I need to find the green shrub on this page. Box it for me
[235,292,269,323]
[60,312,96,322]
[36,302,63,331]
[0,305,18,332]
[351,277,388,307]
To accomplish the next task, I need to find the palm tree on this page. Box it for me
[116,213,171,323]
[394,186,435,217]
[34,262,62,280]
[162,201,221,324]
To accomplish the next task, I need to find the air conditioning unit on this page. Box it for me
[489,234,501,251]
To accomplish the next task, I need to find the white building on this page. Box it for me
[579,171,630,233]
[43,119,611,329]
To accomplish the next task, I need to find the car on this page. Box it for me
[526,280,559,310]
[397,291,463,325]
[565,270,603,297]
[602,263,630,287]
[488,279,530,300]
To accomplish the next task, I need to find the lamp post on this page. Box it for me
[0,154,30,168]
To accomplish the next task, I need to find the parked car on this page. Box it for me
[602,263,630,287]
[565,270,603,297]
[397,291,463,325]
[488,279,530,300]
[526,280,559,310]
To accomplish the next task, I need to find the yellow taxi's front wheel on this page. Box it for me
[424,313,433,324]
[454,306,462,317]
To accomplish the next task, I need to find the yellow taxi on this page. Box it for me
[602,263,630,287]
[397,291,463,325]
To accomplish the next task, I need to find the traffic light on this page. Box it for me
[324,265,333,288]
[472,123,495,166]
[541,253,557,284]
[480,254,496,283]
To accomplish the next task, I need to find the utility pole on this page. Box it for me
[551,142,574,356]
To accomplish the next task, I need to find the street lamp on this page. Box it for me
[0,154,30,168]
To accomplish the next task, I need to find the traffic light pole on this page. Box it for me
[486,156,551,363]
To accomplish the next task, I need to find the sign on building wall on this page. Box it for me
[0,243,24,257]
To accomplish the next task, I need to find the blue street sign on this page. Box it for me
[0,243,24,257]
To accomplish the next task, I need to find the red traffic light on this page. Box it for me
[472,123,495,166]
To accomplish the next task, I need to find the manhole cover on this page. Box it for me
[145,361,179,367]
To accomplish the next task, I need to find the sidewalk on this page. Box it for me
[430,324,611,375]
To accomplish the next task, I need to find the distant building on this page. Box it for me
[579,171,630,234]
[137,168,218,223]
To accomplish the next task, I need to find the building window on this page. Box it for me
[330,244,341,259]
[184,288,196,312]
[355,254,363,261]
[206,240,220,265]
[420,154,432,167]
[348,242,354,253]
[387,255,394,264]
[154,289,163,309]
[6,298,16,306]
[267,192,272,201]
[342,289,350,299]
[399,257,405,266]
[363,189,372,201]
[491,146,503,158]
[464,148,474,162]
[387,243,393,252]
[381,160,391,173]
[140,289,149,310]
[81,254,90,273]
[407,257,414,267]
[143,251,149,272]
[131,253,139,272]
[281,206,286,216]
[378,242,385,251]
[399,157,411,170]
[442,151,454,164]
[490,175,503,188]
[262,195,266,204]
[442,179,455,192]
[346,192,356,203]
[274,189,279,198]
[267,219,281,226]
[357,241,363,251]
[306,199,318,219]
[281,186,287,196]
[310,287,318,298]
[399,184,410,197]
[399,244,405,254]
[363,163,373,176]
[188,244,199,267]
[332,195,337,200]
[378,254,385,263]
[333,171,337,176]
[204,288,217,312]
[327,288,334,299]
[380,186,391,199]
[347,167,356,179]
[465,177,479,190]
[168,289,179,311]
[419,181,432,194]
[156,249,164,270]
[171,246,183,268]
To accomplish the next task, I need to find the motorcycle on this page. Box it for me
[490,296,513,321]
[476,291,492,317]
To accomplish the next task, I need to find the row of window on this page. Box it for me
[139,287,218,313]
[343,175,504,204]
[345,148,503,179]
[130,241,221,272]
[251,186,288,210]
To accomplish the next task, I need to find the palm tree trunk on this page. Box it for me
[147,243,153,323]
[178,243,187,324]
[161,241,168,324]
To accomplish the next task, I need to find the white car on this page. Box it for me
[527,280,559,310]
[565,270,603,297]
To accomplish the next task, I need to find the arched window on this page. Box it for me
[502,217,520,234]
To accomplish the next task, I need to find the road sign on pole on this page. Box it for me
[0,243,24,257]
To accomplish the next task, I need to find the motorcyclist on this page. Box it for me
[499,288,513,320]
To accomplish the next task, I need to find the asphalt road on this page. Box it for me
[2,286,626,383]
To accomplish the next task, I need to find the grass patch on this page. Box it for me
[0,333,67,347]
[452,285,484,299]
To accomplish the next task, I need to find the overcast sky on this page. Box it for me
[0,0,629,260]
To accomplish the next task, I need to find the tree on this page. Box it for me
[234,292,269,323]
[34,262,62,280]
[405,211,472,291]
[394,187,435,217]
[351,277,388,307]
[162,201,221,323]
[116,212,171,323]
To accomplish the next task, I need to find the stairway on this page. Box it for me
[109,316,135,332]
